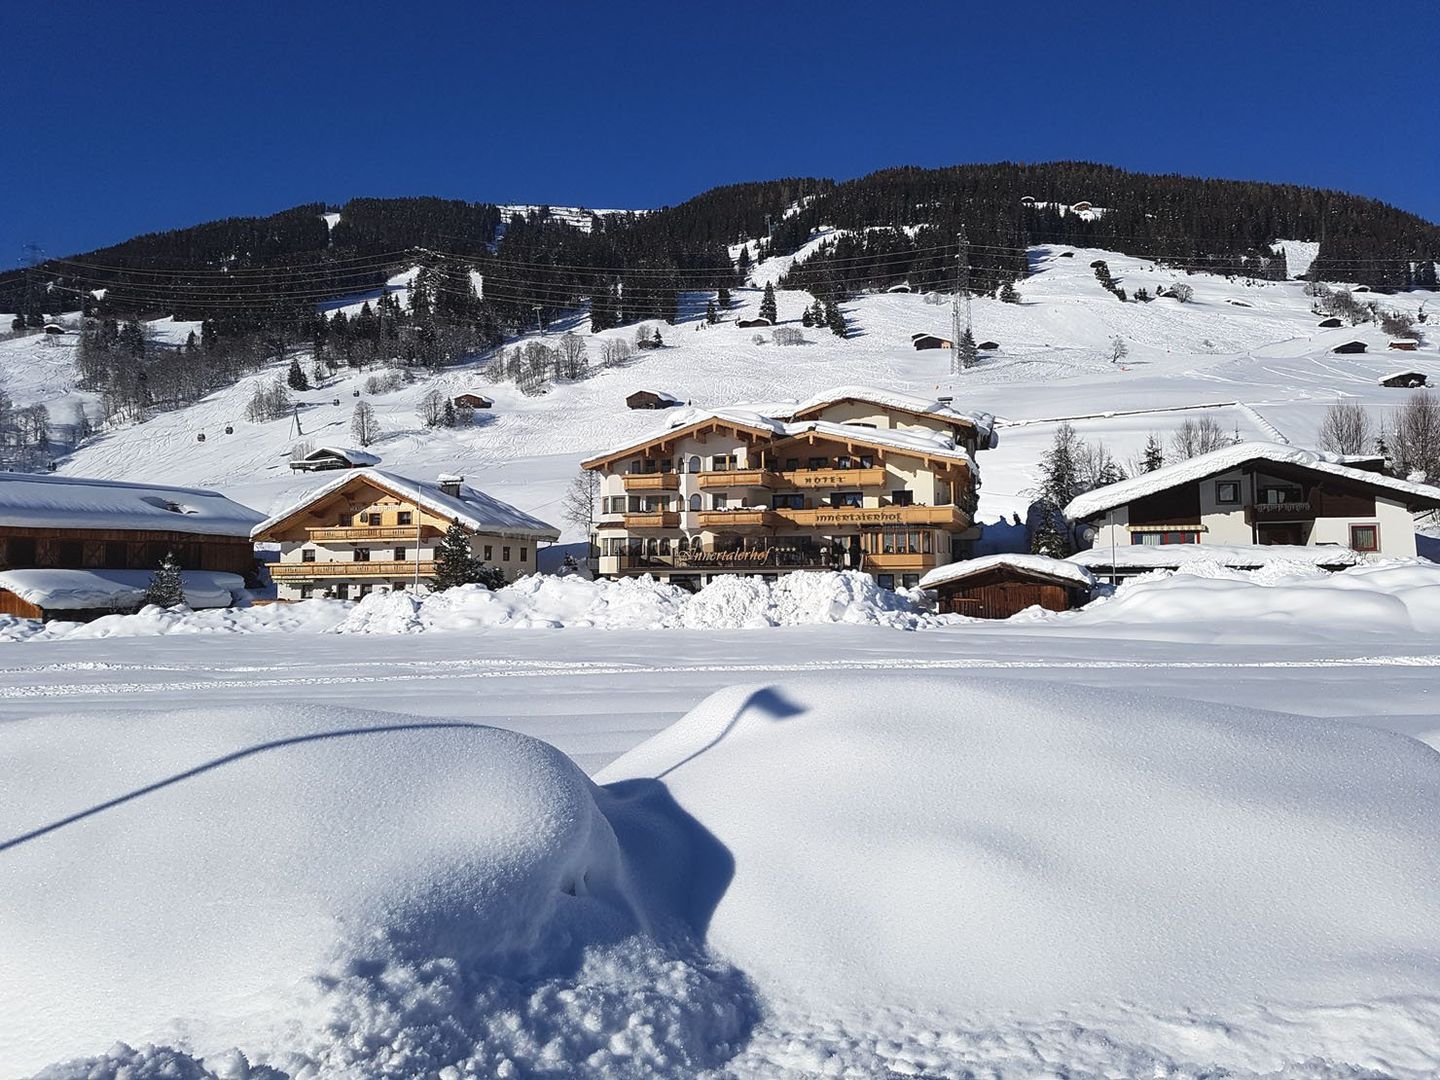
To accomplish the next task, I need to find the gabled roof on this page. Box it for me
[1064,441,1440,520]
[299,445,381,466]
[779,384,994,438]
[775,420,975,469]
[580,410,785,469]
[920,554,1094,591]
[0,473,263,537]
[253,469,560,541]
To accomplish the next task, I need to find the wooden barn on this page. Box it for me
[1318,317,1344,328]
[1381,370,1429,389]
[736,317,773,329]
[886,282,914,294]
[1333,340,1368,355]
[1389,339,1420,352]
[911,332,952,351]
[918,554,1093,619]
[626,389,683,410]
[976,340,1000,351]
[0,473,263,620]
[290,445,382,472]
[452,392,493,409]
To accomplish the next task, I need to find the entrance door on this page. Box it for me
[1257,524,1304,546]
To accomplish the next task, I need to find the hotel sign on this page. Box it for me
[808,509,904,525]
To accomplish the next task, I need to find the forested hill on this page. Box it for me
[5,162,1438,331]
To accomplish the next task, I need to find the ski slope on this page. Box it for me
[1,245,1435,538]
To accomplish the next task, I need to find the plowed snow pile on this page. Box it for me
[14,680,1440,1077]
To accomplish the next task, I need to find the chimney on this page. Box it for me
[437,473,463,497]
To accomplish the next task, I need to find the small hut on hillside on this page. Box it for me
[289,446,382,473]
[452,392,493,409]
[1380,371,1428,389]
[736,317,773,329]
[1318,317,1343,328]
[626,390,683,410]
[1389,339,1419,352]
[919,555,1093,619]
[911,333,952,351]
[1333,340,1368,355]
[976,340,1000,352]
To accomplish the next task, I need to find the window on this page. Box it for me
[901,574,920,589]
[520,547,528,562]
[877,574,896,591]
[890,490,914,506]
[808,457,828,471]
[773,493,805,510]
[483,545,493,560]
[711,493,728,510]
[301,548,316,563]
[57,540,84,567]
[689,493,702,511]
[6,537,36,565]
[688,455,701,473]
[830,491,863,508]
[393,547,407,562]
[338,514,353,527]
[334,584,349,600]
[1216,481,1240,504]
[1350,524,1379,553]
[711,454,735,472]
[353,547,371,561]
[858,454,874,469]
[1132,531,1200,546]
[785,457,800,471]
[503,546,511,561]
[365,513,383,526]
[299,584,314,599]
[397,511,413,526]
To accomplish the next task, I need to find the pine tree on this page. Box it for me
[824,300,846,337]
[999,281,1019,303]
[442,399,456,428]
[958,326,978,369]
[144,551,185,608]
[1030,505,1070,559]
[735,246,751,281]
[717,287,731,308]
[759,282,778,323]
[801,308,814,327]
[287,357,309,391]
[706,300,718,324]
[1141,433,1165,472]
[432,522,505,590]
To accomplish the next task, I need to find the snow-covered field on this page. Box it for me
[6,243,1440,1076]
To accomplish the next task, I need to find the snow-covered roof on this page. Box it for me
[0,473,264,537]
[253,469,560,542]
[0,569,245,611]
[1064,442,1440,519]
[630,390,682,404]
[1380,371,1427,384]
[919,554,1094,591]
[780,384,995,437]
[1067,544,1364,571]
[781,419,976,467]
[300,446,381,466]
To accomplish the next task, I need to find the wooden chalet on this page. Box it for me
[911,333,952,351]
[919,555,1093,619]
[976,340,1000,352]
[0,473,262,620]
[1389,339,1420,352]
[290,446,382,472]
[1318,317,1344,328]
[626,390,683,410]
[452,393,493,409]
[1332,340,1368,354]
[1381,371,1429,389]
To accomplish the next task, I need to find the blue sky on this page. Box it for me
[2,1,1437,263]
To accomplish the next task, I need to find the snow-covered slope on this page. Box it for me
[2,244,1435,540]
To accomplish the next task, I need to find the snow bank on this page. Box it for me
[599,673,1440,1077]
[3,704,750,1076]
[1069,559,1440,641]
[0,568,244,611]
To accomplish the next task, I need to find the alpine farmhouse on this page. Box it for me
[581,387,994,590]
[253,469,560,601]
[1063,442,1440,578]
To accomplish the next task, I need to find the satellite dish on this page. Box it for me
[1080,525,1098,545]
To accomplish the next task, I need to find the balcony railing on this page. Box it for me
[1245,500,1319,523]
[307,526,441,542]
[695,508,783,528]
[272,559,436,579]
[695,469,778,490]
[776,467,887,489]
[622,511,681,529]
[621,472,679,491]
[862,552,940,572]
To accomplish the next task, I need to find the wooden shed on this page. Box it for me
[918,555,1093,620]
[911,332,952,351]
[976,340,1000,351]
[626,390,683,410]
[1381,370,1428,389]
[1317,317,1343,328]
[1389,339,1419,352]
[452,392,493,409]
[1333,340,1368,354]
[736,317,773,329]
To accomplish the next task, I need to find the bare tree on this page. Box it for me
[1109,335,1128,363]
[1380,309,1416,340]
[600,338,633,368]
[1170,415,1229,460]
[773,326,806,346]
[1317,400,1375,456]
[561,469,601,537]
[350,400,380,446]
[418,387,447,428]
[1387,390,1440,481]
[1169,283,1194,303]
[556,332,588,379]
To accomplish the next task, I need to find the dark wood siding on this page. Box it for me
[0,527,254,576]
[1128,484,1202,525]
[0,590,44,619]
[932,568,1085,619]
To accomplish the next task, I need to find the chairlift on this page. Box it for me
[197,433,206,442]
[224,425,233,434]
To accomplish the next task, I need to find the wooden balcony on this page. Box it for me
[863,552,940,572]
[696,508,783,529]
[776,467,887,489]
[1245,501,1319,523]
[778,504,968,528]
[307,525,441,542]
[622,511,681,529]
[695,469,777,490]
[272,559,436,579]
[621,472,679,492]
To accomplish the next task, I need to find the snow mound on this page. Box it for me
[1071,559,1440,641]
[600,673,1440,1077]
[4,704,751,1076]
[670,570,928,629]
